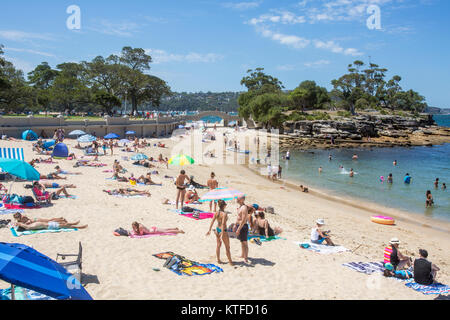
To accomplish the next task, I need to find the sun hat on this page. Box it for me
[188,185,195,191]
[390,237,401,244]
[316,218,325,225]
[252,204,259,210]
[385,263,394,271]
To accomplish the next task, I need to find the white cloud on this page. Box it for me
[0,30,55,42]
[258,27,310,49]
[145,49,224,64]
[276,64,296,71]
[313,40,363,56]
[5,47,55,58]
[304,59,331,67]
[248,11,306,25]
[222,1,261,10]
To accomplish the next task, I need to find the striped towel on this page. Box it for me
[342,261,385,274]
[404,280,450,295]
[295,242,349,254]
[10,227,78,237]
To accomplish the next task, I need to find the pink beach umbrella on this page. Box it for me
[199,187,245,202]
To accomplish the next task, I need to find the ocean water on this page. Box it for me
[281,144,450,221]
[433,114,450,127]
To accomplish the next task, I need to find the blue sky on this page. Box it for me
[0,0,449,108]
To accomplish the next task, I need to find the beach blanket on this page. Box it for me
[10,227,78,237]
[57,195,78,200]
[249,234,286,242]
[342,261,385,274]
[170,209,214,220]
[404,280,450,295]
[3,203,41,210]
[153,252,223,276]
[0,209,24,215]
[0,286,55,300]
[295,242,350,254]
[129,232,177,238]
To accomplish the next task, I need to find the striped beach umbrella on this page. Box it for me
[77,135,96,143]
[168,154,194,166]
[199,187,245,202]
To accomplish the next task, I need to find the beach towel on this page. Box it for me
[129,232,177,238]
[342,261,385,274]
[57,195,78,200]
[10,227,78,237]
[0,286,55,300]
[404,280,450,295]
[170,209,214,220]
[0,209,24,215]
[249,234,286,242]
[3,203,41,210]
[295,242,349,254]
[153,252,223,276]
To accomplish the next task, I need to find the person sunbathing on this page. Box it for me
[15,220,87,231]
[131,222,184,236]
[103,188,151,197]
[42,182,76,189]
[137,173,161,185]
[112,172,128,182]
[32,181,71,201]
[13,212,68,225]
[39,172,67,180]
[54,166,82,175]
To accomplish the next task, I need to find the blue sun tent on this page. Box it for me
[52,143,69,159]
[22,130,38,141]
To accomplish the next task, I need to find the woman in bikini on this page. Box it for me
[206,200,233,266]
[252,211,282,238]
[131,222,184,235]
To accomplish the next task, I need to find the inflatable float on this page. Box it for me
[371,215,395,225]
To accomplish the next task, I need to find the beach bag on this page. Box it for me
[182,206,194,213]
[114,228,130,237]
[22,196,35,204]
[265,206,274,214]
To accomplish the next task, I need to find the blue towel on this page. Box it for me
[404,280,450,295]
[10,227,78,237]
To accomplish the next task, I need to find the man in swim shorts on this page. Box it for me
[234,195,250,263]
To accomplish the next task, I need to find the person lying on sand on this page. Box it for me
[103,188,151,197]
[206,200,233,266]
[41,182,76,189]
[13,212,68,225]
[39,173,67,180]
[137,173,161,185]
[252,211,282,238]
[131,222,184,235]
[112,172,128,182]
[54,166,82,175]
[15,220,87,231]
[311,219,335,246]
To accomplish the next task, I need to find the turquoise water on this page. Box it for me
[433,114,450,127]
[281,144,450,221]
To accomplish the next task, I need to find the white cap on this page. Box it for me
[316,219,325,225]
[390,237,400,244]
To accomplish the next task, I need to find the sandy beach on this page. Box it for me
[1,131,449,300]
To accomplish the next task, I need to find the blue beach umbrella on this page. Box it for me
[77,135,96,143]
[68,130,86,137]
[0,243,92,300]
[0,159,40,181]
[131,153,148,161]
[119,139,131,144]
[42,140,56,150]
[22,130,38,141]
[125,131,136,135]
[104,133,119,140]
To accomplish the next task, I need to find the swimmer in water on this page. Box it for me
[393,160,397,166]
[387,173,393,184]
[434,178,439,189]
[318,167,323,174]
[349,168,354,177]
[426,190,434,208]
[352,154,358,160]
[339,165,344,170]
[442,183,447,190]
[328,155,332,161]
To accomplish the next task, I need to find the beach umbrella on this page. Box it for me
[118,139,131,144]
[68,130,86,137]
[0,159,40,181]
[104,133,119,139]
[199,187,245,202]
[42,140,56,150]
[21,130,38,141]
[77,135,96,143]
[168,154,195,166]
[0,243,92,300]
[131,153,148,161]
[125,131,136,135]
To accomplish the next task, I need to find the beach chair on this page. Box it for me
[31,187,51,205]
[56,242,83,283]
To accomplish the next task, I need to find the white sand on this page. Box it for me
[0,133,449,300]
